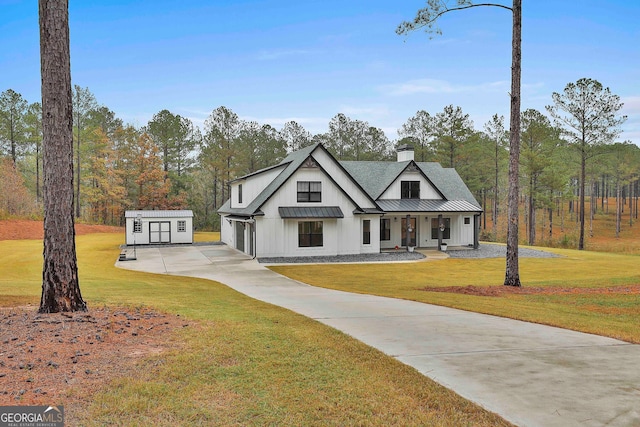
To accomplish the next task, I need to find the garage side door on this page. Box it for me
[235,221,245,252]
[150,221,171,244]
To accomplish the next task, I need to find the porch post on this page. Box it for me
[474,214,480,249]
[437,214,443,251]
[405,214,411,251]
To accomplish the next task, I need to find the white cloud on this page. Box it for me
[379,78,509,96]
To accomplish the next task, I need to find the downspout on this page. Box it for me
[252,216,257,260]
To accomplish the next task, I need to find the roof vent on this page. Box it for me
[396,144,414,162]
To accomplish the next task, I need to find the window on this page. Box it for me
[363,220,371,245]
[177,220,186,232]
[431,217,451,240]
[380,218,390,241]
[401,181,420,199]
[464,217,471,225]
[238,184,243,204]
[133,220,142,233]
[297,181,322,202]
[298,221,323,247]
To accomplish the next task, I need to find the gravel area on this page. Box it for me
[259,251,426,264]
[447,244,561,259]
[259,244,559,263]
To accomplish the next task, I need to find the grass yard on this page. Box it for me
[271,246,640,344]
[0,233,511,426]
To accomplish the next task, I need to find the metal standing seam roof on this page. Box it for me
[125,210,193,218]
[278,206,344,218]
[376,199,482,213]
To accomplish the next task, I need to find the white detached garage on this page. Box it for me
[125,210,193,245]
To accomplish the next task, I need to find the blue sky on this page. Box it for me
[1,0,638,144]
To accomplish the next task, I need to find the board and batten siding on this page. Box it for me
[379,171,441,200]
[230,165,286,209]
[125,210,193,245]
[256,167,380,257]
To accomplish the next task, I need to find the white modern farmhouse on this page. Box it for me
[219,143,482,258]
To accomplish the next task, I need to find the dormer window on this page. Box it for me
[401,181,420,199]
[297,181,321,202]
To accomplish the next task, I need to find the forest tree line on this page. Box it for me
[0,80,636,248]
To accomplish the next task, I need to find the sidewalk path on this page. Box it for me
[118,244,640,427]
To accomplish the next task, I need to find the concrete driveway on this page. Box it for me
[117,244,640,427]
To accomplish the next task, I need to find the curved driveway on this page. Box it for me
[117,244,640,427]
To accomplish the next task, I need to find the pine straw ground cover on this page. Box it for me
[0,222,511,426]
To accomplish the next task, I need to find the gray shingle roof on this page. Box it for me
[219,144,482,218]
[219,143,324,217]
[341,160,481,210]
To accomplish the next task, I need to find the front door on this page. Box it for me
[401,217,417,247]
[150,221,171,244]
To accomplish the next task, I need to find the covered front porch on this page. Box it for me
[379,212,480,251]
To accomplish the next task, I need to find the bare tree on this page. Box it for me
[397,0,522,286]
[39,0,86,312]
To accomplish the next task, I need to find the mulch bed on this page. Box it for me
[1,220,190,419]
[420,284,640,297]
[0,305,190,416]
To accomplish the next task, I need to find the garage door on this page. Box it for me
[150,221,171,244]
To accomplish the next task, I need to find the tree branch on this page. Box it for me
[397,2,513,35]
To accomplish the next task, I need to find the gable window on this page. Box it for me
[431,218,451,240]
[380,218,390,241]
[297,181,321,202]
[238,184,243,204]
[363,220,371,245]
[177,220,186,232]
[298,221,323,247]
[401,181,420,199]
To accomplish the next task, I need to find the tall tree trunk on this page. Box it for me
[493,137,499,233]
[504,0,521,287]
[578,145,586,249]
[75,94,81,219]
[39,0,86,313]
[616,180,621,237]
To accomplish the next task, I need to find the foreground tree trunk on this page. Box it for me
[39,0,86,313]
[504,0,522,286]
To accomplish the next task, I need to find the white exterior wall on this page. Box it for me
[255,166,380,257]
[220,215,233,248]
[125,215,193,245]
[230,166,285,209]
[379,171,441,200]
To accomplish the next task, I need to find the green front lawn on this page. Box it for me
[271,246,640,343]
[0,234,511,426]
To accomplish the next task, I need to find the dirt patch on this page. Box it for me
[0,220,123,241]
[0,305,190,415]
[420,284,640,297]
